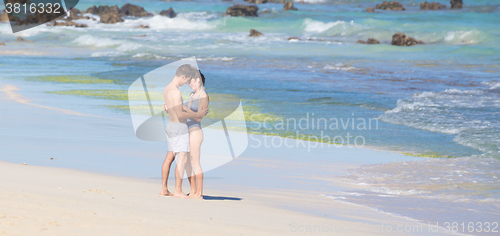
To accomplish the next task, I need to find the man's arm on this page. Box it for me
[193,96,209,122]
[170,90,208,120]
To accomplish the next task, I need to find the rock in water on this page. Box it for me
[246,0,267,3]
[0,10,9,22]
[366,7,375,12]
[420,1,446,10]
[283,2,297,11]
[86,5,119,15]
[66,8,83,20]
[375,1,405,11]
[160,8,177,18]
[450,0,463,9]
[100,13,124,24]
[17,36,25,41]
[0,42,5,46]
[249,29,263,37]
[391,33,424,46]
[225,5,259,17]
[358,38,381,44]
[119,3,152,17]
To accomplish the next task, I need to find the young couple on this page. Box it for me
[160,64,209,200]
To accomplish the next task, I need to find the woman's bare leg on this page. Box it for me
[185,154,196,195]
[188,127,204,199]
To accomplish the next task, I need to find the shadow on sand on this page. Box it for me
[203,195,242,201]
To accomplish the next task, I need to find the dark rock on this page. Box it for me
[119,3,152,17]
[308,38,325,41]
[66,8,84,20]
[75,23,88,28]
[135,24,150,28]
[366,7,376,12]
[375,1,405,11]
[245,0,267,3]
[283,2,298,10]
[160,8,177,18]
[249,29,263,37]
[391,33,424,46]
[86,5,119,16]
[47,20,74,26]
[358,38,381,44]
[225,5,259,17]
[15,11,65,25]
[420,1,446,10]
[450,0,463,9]
[100,13,124,24]
[288,36,300,41]
[0,10,9,22]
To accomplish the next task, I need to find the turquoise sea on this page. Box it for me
[1,0,499,233]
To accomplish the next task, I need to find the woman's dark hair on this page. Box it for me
[198,70,206,86]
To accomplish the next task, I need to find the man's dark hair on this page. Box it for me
[175,64,195,78]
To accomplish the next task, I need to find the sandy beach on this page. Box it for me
[1,160,460,236]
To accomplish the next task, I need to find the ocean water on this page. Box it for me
[1,0,499,232]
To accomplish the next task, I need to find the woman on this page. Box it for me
[185,70,209,199]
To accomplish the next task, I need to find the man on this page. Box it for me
[160,64,208,198]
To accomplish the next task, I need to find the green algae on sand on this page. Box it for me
[27,75,117,84]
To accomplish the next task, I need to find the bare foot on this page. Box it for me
[173,191,189,199]
[189,193,203,200]
[160,187,173,196]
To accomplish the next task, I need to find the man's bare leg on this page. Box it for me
[173,152,189,199]
[160,151,175,196]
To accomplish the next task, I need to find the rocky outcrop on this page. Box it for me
[420,1,446,10]
[119,3,152,17]
[0,42,5,46]
[375,1,405,11]
[14,11,65,25]
[391,33,424,46]
[160,8,177,18]
[366,7,376,12]
[245,0,267,3]
[47,20,88,27]
[0,10,9,22]
[283,2,297,11]
[249,29,263,37]
[450,0,463,9]
[100,13,124,24]
[358,38,380,44]
[17,36,25,41]
[135,24,149,28]
[86,5,119,15]
[288,36,300,41]
[225,5,259,17]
